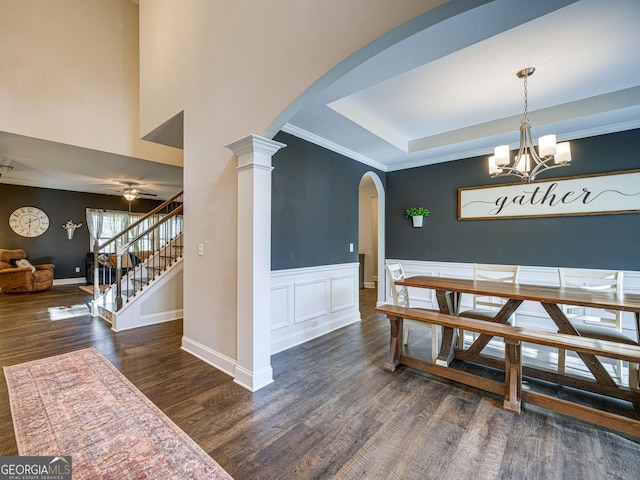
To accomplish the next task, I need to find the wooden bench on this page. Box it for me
[375,304,640,438]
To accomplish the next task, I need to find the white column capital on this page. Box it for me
[226,134,286,170]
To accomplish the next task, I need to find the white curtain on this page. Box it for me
[102,211,129,239]
[87,209,129,251]
[86,208,104,249]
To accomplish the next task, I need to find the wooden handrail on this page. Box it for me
[122,205,183,251]
[98,191,183,251]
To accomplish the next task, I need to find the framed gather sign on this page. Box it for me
[458,169,640,220]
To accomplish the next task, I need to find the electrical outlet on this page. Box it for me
[75,267,80,273]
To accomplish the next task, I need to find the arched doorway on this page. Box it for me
[358,171,385,308]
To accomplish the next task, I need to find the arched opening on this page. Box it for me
[358,171,385,309]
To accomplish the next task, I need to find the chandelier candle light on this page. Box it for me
[489,67,571,182]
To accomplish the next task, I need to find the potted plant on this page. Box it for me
[405,207,430,227]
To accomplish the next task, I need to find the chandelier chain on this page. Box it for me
[521,74,529,125]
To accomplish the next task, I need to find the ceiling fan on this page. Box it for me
[121,182,157,201]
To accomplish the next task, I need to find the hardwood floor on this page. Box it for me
[1,285,639,479]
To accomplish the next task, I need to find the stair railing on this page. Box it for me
[115,207,184,308]
[93,191,183,311]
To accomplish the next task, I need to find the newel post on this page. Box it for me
[226,134,286,391]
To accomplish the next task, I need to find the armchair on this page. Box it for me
[0,249,55,293]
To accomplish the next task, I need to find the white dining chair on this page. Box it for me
[557,268,637,388]
[385,263,439,362]
[458,263,520,348]
[558,268,623,330]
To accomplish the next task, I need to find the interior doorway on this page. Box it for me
[358,172,385,308]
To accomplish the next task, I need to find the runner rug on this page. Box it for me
[4,348,233,479]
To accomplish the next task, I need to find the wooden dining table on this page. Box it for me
[394,275,640,402]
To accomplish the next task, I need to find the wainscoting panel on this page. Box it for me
[271,263,361,354]
[330,274,357,313]
[270,284,290,331]
[386,259,640,338]
[294,279,327,324]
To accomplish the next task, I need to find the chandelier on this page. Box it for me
[489,67,571,182]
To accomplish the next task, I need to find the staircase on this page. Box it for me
[90,192,184,331]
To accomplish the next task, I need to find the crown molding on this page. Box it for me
[281,124,388,172]
[284,119,640,173]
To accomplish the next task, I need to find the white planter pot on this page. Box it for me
[412,215,424,227]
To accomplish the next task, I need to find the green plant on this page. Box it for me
[405,207,430,217]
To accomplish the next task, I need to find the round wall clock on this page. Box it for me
[9,206,50,237]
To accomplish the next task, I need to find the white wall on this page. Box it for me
[0,0,181,166]
[359,176,378,287]
[114,263,184,331]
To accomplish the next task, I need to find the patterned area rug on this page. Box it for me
[4,348,233,480]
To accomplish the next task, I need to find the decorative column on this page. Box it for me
[226,134,286,391]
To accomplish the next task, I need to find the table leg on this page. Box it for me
[466,299,522,355]
[542,302,617,387]
[503,338,522,413]
[434,290,460,366]
[383,314,403,372]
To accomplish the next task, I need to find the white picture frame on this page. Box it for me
[458,169,640,220]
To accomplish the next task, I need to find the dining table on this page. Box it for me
[394,275,640,402]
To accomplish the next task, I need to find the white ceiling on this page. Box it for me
[285,0,640,172]
[0,131,183,200]
[1,0,638,198]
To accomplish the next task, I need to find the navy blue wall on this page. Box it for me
[271,131,386,270]
[386,128,640,270]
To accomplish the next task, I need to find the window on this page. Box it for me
[86,208,183,253]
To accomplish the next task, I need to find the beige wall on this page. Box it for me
[138,0,455,362]
[359,176,378,286]
[0,0,181,166]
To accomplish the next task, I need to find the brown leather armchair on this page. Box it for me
[0,249,55,293]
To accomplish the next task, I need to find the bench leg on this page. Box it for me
[431,324,439,363]
[435,290,461,366]
[383,315,403,372]
[503,338,522,413]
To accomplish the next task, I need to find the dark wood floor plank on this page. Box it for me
[599,427,640,477]
[437,397,512,480]
[1,285,638,478]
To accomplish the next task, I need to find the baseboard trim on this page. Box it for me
[53,277,86,285]
[233,364,274,392]
[113,311,183,332]
[270,312,361,355]
[181,336,236,379]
